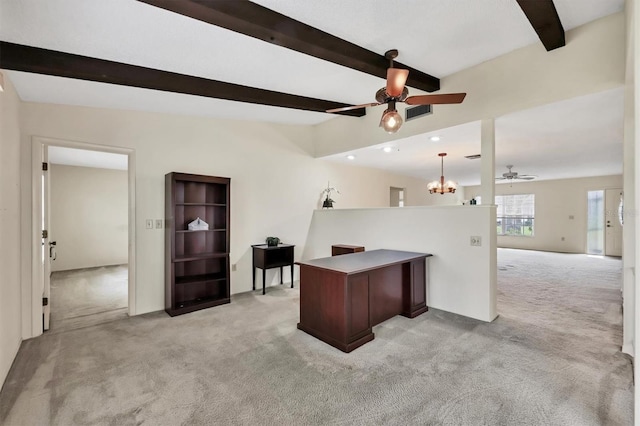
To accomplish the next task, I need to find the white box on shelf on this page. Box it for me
[188,217,209,231]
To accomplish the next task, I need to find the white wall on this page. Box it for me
[50,164,128,271]
[466,175,623,253]
[420,187,467,206]
[18,102,431,321]
[303,206,497,322]
[0,75,23,388]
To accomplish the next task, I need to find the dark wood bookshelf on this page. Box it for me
[176,203,227,206]
[176,229,226,233]
[165,172,231,316]
[173,253,228,262]
[170,297,229,316]
[175,272,227,285]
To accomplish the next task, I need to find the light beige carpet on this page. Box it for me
[49,265,128,333]
[0,249,632,425]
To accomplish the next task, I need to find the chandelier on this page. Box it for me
[427,153,457,195]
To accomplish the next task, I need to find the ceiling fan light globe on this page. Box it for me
[381,110,402,133]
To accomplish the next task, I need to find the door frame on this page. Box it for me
[30,136,136,337]
[42,145,51,330]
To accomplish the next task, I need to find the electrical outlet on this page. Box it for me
[155,219,163,229]
[232,264,237,272]
[146,219,153,229]
[470,236,482,246]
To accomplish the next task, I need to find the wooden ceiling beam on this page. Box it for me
[0,42,365,117]
[516,0,565,51]
[137,0,441,93]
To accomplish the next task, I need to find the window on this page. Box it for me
[496,194,535,236]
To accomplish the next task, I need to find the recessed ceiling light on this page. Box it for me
[346,155,356,160]
[430,136,441,142]
[383,146,393,153]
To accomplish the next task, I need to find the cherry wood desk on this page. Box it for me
[331,244,365,256]
[296,249,432,352]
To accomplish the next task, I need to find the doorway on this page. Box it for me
[47,146,129,332]
[586,189,622,256]
[31,137,136,338]
[390,187,405,207]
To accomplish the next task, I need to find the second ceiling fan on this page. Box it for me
[496,165,537,182]
[327,49,467,133]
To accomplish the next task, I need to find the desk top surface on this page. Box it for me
[296,249,431,275]
[252,244,295,250]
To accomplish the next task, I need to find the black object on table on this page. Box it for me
[252,244,295,295]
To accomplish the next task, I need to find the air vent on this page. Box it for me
[464,154,481,160]
[405,104,432,121]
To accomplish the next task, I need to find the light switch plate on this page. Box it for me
[145,219,153,229]
[155,219,163,229]
[470,236,482,246]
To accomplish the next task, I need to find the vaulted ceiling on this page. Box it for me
[0,0,626,184]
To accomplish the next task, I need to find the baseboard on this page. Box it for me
[0,337,22,393]
[622,343,634,357]
[51,263,128,274]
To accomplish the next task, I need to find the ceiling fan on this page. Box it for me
[326,49,467,133]
[496,165,537,181]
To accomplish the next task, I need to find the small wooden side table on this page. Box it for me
[252,244,295,295]
[331,244,365,256]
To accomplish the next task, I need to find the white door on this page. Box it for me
[42,148,52,330]
[605,188,623,257]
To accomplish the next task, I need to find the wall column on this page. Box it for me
[623,0,636,358]
[630,0,640,421]
[480,118,497,320]
[480,119,495,204]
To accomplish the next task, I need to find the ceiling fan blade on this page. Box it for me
[386,68,409,97]
[404,93,467,105]
[518,176,536,180]
[495,177,507,180]
[326,102,380,113]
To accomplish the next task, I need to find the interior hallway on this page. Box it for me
[0,250,632,425]
[49,265,128,334]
